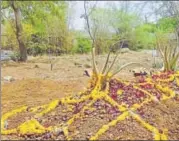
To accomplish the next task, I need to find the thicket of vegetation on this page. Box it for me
[1,1,179,62]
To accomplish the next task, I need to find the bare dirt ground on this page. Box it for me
[2,50,179,140]
[1,50,160,114]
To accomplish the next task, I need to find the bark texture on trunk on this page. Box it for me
[11,1,27,61]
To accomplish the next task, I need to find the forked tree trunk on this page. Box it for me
[11,1,27,62]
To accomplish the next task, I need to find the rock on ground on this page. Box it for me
[3,76,15,82]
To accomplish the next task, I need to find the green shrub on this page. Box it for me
[27,42,48,56]
[72,38,91,54]
[10,52,21,62]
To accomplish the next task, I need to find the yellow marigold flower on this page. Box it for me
[117,90,123,95]
[17,119,49,135]
[37,100,59,117]
[1,106,27,130]
[154,131,161,140]
[1,128,17,135]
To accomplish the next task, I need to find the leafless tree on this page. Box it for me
[82,1,98,75]
[82,1,142,90]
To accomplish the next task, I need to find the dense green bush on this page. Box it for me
[27,42,48,56]
[72,38,91,54]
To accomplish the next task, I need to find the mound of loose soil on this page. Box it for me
[99,117,153,140]
[2,72,179,140]
[136,99,179,140]
[2,78,84,114]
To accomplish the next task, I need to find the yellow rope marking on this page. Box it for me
[90,111,129,140]
[130,97,152,111]
[1,106,28,134]
[2,72,178,139]
[60,94,92,104]
[63,99,96,140]
[17,119,51,135]
[156,75,175,82]
[30,104,48,113]
[35,100,59,117]
[104,94,126,112]
[130,111,164,140]
[160,129,168,140]
[117,89,123,95]
[155,84,175,100]
[176,77,179,86]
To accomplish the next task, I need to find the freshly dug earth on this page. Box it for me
[2,98,179,140]
[1,52,160,114]
[98,117,153,140]
[6,111,34,130]
[2,53,179,140]
[136,99,179,140]
[68,100,121,140]
[1,78,87,114]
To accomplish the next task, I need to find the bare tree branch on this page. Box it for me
[111,62,144,78]
[83,1,98,75]
[104,40,124,76]
[87,1,98,17]
[101,50,111,74]
[84,1,94,42]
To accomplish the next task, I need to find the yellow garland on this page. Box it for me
[133,86,157,102]
[117,90,123,95]
[30,104,48,113]
[130,111,165,140]
[17,119,51,135]
[2,73,177,140]
[130,97,152,111]
[175,77,179,86]
[156,75,175,82]
[63,100,96,140]
[155,84,175,100]
[160,129,168,140]
[61,94,91,104]
[35,100,59,117]
[1,128,17,135]
[90,111,129,140]
[1,106,27,130]
[104,95,126,112]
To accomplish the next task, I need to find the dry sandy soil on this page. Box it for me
[1,50,160,114]
[2,50,179,140]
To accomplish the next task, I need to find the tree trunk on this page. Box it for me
[11,1,27,61]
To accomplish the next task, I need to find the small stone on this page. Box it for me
[109,133,113,138]
[38,119,42,123]
[98,106,103,109]
[100,110,106,114]
[53,128,63,136]
[84,110,91,115]
[85,115,89,118]
[62,116,67,121]
[3,76,15,82]
[99,114,105,119]
[41,119,46,124]
[87,132,92,136]
[45,133,51,139]
[4,120,8,129]
[119,129,123,132]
